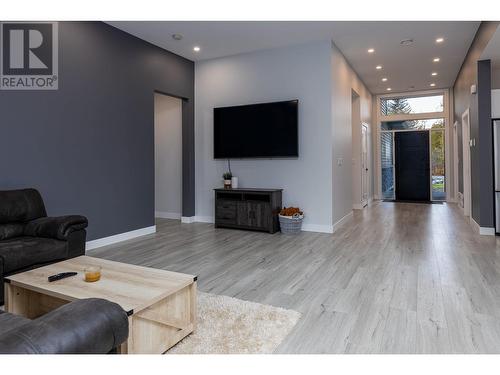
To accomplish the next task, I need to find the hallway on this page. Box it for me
[89,201,500,353]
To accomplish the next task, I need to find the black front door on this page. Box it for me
[395,131,430,201]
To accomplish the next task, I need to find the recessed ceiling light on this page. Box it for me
[400,39,414,46]
[430,83,436,87]
[431,72,438,76]
[193,46,201,52]
[436,37,444,43]
[172,33,183,41]
[376,65,382,70]
[433,57,440,62]
[386,87,392,91]
[368,48,375,53]
[382,78,388,82]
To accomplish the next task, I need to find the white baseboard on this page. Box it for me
[194,215,215,223]
[181,216,195,224]
[301,223,334,234]
[155,211,181,220]
[470,217,495,236]
[182,214,333,234]
[86,225,156,250]
[480,227,496,236]
[332,211,354,233]
[353,203,368,210]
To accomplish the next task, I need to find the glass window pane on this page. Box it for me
[381,95,444,115]
[431,130,445,200]
[381,118,444,131]
[381,132,394,199]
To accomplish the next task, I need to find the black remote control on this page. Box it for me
[48,272,78,282]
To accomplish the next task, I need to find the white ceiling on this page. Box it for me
[108,21,480,94]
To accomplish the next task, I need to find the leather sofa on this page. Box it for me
[0,298,129,353]
[0,188,88,305]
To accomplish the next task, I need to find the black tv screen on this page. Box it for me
[214,100,298,158]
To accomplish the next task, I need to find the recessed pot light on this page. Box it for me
[376,65,382,70]
[436,37,444,43]
[193,46,201,52]
[368,48,375,53]
[433,57,440,62]
[431,72,438,76]
[382,78,388,82]
[430,83,436,87]
[172,33,183,41]
[386,87,392,91]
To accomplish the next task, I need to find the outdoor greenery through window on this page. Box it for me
[380,95,444,116]
[381,118,444,131]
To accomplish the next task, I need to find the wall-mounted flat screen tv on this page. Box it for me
[213,100,298,158]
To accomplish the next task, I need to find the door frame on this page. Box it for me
[361,123,369,207]
[453,121,459,203]
[462,108,472,217]
[375,89,450,200]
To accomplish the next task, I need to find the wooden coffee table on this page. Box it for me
[4,256,197,354]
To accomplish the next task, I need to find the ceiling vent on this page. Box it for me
[400,39,414,46]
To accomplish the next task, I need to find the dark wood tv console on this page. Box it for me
[214,188,282,233]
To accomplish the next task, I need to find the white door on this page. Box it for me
[361,124,369,207]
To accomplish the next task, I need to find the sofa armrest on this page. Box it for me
[0,298,129,354]
[24,215,88,241]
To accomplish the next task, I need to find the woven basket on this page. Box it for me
[279,214,304,234]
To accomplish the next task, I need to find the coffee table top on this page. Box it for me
[5,256,197,314]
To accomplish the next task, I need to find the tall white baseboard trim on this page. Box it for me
[181,216,195,224]
[301,223,333,234]
[332,211,354,233]
[155,211,181,220]
[86,225,156,251]
[194,216,215,223]
[480,227,496,236]
[180,214,334,234]
[470,217,495,236]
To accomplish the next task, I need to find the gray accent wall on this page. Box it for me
[453,21,498,227]
[0,22,195,240]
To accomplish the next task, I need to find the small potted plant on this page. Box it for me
[223,172,233,189]
[279,206,304,234]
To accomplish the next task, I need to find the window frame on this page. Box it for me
[375,89,451,201]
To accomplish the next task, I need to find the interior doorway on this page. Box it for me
[462,108,471,216]
[395,131,430,201]
[154,93,183,220]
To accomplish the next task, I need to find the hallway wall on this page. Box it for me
[453,21,499,228]
[331,42,373,225]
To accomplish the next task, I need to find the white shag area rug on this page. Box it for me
[167,292,301,354]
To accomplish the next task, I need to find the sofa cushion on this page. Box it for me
[0,189,47,224]
[0,223,24,240]
[0,237,68,274]
[0,311,30,336]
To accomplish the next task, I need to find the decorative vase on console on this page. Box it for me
[223,172,232,189]
[231,176,239,189]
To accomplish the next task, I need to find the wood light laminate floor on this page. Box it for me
[89,201,500,353]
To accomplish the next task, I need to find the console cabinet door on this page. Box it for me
[237,202,270,229]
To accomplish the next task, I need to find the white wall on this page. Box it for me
[330,43,373,224]
[493,89,500,117]
[195,41,334,231]
[154,94,182,219]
